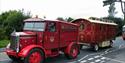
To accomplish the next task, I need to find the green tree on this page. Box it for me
[56,17,65,21]
[65,17,74,22]
[103,17,124,36]
[0,10,31,39]
[103,0,117,17]
[103,0,125,24]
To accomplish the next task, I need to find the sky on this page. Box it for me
[0,0,124,19]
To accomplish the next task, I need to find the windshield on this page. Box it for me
[24,22,45,31]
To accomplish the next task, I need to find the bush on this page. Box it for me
[0,10,31,39]
[103,17,124,36]
[0,40,9,48]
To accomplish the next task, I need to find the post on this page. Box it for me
[124,2,125,25]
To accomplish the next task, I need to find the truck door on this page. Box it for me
[44,22,59,49]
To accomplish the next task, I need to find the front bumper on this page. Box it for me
[6,48,18,57]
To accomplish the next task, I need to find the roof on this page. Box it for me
[72,18,117,26]
[24,18,78,26]
[24,18,44,21]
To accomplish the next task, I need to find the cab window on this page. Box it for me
[48,22,56,32]
[80,24,84,31]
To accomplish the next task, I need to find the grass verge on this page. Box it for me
[0,40,10,48]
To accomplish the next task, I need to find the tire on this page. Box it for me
[93,44,99,52]
[24,48,44,63]
[79,44,83,50]
[109,40,113,47]
[8,55,20,61]
[65,45,79,59]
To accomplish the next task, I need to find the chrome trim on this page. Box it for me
[10,35,20,53]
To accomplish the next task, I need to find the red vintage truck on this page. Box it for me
[72,18,117,51]
[6,17,79,63]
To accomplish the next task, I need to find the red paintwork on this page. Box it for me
[6,18,79,60]
[29,51,42,63]
[6,48,18,57]
[18,45,46,57]
[72,18,117,45]
[65,42,77,54]
[71,46,78,58]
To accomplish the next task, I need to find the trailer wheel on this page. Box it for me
[65,44,79,59]
[93,44,99,51]
[24,48,44,63]
[8,55,20,61]
[109,40,113,47]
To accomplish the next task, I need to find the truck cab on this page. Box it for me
[6,17,79,63]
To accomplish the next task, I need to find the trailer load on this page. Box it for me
[72,18,117,51]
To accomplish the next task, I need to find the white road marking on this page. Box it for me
[100,53,104,56]
[100,56,125,63]
[94,55,100,58]
[95,59,101,62]
[78,55,88,61]
[100,57,106,60]
[88,58,94,60]
[80,60,87,63]
[105,49,110,53]
[100,61,105,63]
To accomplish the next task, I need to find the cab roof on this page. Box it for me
[24,18,78,26]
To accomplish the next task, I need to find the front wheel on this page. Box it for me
[24,48,44,63]
[79,44,83,50]
[65,44,79,59]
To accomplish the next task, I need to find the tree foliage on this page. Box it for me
[56,17,74,22]
[0,10,31,39]
[103,17,124,36]
[103,0,116,6]
[65,17,74,22]
[56,17,65,21]
[103,0,117,17]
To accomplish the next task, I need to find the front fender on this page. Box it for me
[18,45,46,58]
[65,42,79,54]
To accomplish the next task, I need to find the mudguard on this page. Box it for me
[18,45,46,58]
[65,42,79,54]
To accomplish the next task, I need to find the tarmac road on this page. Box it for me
[0,37,125,63]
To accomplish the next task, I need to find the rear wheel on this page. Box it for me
[109,40,113,47]
[92,44,99,51]
[65,44,79,59]
[24,48,44,63]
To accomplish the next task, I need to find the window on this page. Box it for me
[34,23,45,31]
[24,22,45,31]
[24,23,34,30]
[48,22,56,32]
[80,24,84,31]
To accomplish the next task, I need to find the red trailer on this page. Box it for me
[72,18,117,51]
[6,17,79,63]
